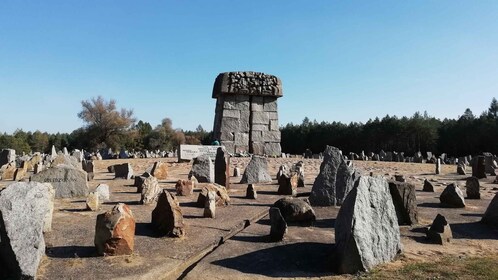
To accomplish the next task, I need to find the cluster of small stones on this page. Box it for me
[212,71,282,156]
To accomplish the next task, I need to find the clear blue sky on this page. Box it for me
[1,1,497,134]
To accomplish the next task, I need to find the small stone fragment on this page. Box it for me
[203,191,216,218]
[422,179,434,192]
[86,192,100,211]
[427,214,452,245]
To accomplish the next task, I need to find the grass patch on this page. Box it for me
[359,256,498,280]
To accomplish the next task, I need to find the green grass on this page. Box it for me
[358,256,498,280]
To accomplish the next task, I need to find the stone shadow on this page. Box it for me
[212,242,334,278]
[135,222,161,238]
[46,246,96,258]
[451,221,498,240]
[418,202,442,208]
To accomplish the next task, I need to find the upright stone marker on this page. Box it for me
[214,147,230,189]
[212,71,283,156]
[31,165,89,198]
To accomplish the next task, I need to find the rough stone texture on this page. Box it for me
[175,180,194,196]
[150,161,168,180]
[440,183,466,208]
[94,203,135,256]
[86,192,100,211]
[31,165,89,198]
[214,147,230,189]
[203,191,216,218]
[1,163,16,180]
[82,160,94,181]
[482,192,498,227]
[427,214,452,245]
[13,167,27,181]
[457,164,466,175]
[140,176,161,205]
[465,176,480,199]
[269,207,287,242]
[52,154,81,170]
[335,176,402,274]
[394,175,405,182]
[388,181,418,225]
[196,184,230,207]
[233,167,241,177]
[151,190,185,237]
[472,156,487,179]
[246,184,257,199]
[0,182,53,279]
[212,71,283,155]
[134,173,150,188]
[277,172,298,196]
[435,158,441,174]
[240,156,272,184]
[0,149,15,167]
[95,184,110,202]
[114,163,134,180]
[273,197,316,224]
[309,146,357,206]
[189,155,214,183]
[422,179,434,192]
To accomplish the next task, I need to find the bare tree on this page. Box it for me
[78,96,136,149]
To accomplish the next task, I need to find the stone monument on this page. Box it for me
[212,71,283,156]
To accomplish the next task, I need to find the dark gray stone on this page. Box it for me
[465,176,480,199]
[151,190,185,237]
[309,146,357,206]
[31,165,89,198]
[440,183,465,208]
[214,147,230,189]
[388,181,418,225]
[114,163,134,180]
[335,176,402,274]
[482,193,498,227]
[0,149,15,167]
[246,184,257,199]
[240,155,272,184]
[472,156,487,179]
[273,197,316,224]
[269,207,287,241]
[422,179,434,192]
[457,164,466,175]
[189,155,214,183]
[427,214,452,245]
[0,182,54,279]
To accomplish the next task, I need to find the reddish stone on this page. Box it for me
[175,180,194,196]
[151,161,168,180]
[94,203,135,256]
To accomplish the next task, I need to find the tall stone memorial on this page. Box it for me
[212,71,283,156]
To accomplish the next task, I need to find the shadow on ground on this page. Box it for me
[212,242,334,278]
[46,246,96,258]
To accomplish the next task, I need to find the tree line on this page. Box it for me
[1,96,497,157]
[281,98,498,157]
[0,96,211,154]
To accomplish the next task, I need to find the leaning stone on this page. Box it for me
[246,184,257,199]
[203,191,216,218]
[465,176,480,199]
[273,197,316,224]
[240,155,272,184]
[151,190,185,237]
[150,161,168,180]
[482,193,498,227]
[457,164,466,175]
[114,163,134,179]
[31,165,89,198]
[86,192,100,211]
[309,146,357,206]
[175,180,194,196]
[196,183,230,207]
[140,176,161,205]
[440,183,466,208]
[0,182,54,279]
[269,207,287,241]
[95,203,135,256]
[189,155,214,183]
[427,214,452,245]
[95,184,110,202]
[422,179,434,192]
[388,181,418,225]
[335,176,402,274]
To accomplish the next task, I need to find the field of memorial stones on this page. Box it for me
[0,147,498,279]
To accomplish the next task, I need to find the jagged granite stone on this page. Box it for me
[95,203,135,256]
[309,146,358,206]
[465,176,480,199]
[31,165,89,198]
[440,183,466,208]
[482,193,498,227]
[0,182,54,279]
[269,207,287,241]
[273,197,316,224]
[335,176,402,274]
[388,181,418,225]
[427,214,452,245]
[189,155,214,183]
[240,155,272,184]
[151,190,185,237]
